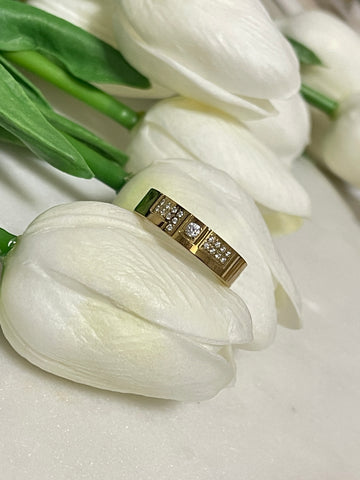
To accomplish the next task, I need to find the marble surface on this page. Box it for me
[0,88,360,479]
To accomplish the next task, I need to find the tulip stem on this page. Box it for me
[63,134,130,191]
[2,50,140,130]
[301,83,339,117]
[0,228,17,257]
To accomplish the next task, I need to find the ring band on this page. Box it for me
[135,189,247,286]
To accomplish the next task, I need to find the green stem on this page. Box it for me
[63,134,130,191]
[301,83,339,117]
[0,228,17,257]
[3,50,140,130]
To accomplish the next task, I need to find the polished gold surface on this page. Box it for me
[135,189,247,286]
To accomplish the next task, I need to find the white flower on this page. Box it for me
[114,158,302,350]
[0,201,252,402]
[126,97,311,221]
[312,95,360,187]
[245,94,310,167]
[279,10,360,186]
[28,0,171,98]
[279,10,360,101]
[112,0,300,119]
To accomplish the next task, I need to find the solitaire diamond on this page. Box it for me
[185,222,201,238]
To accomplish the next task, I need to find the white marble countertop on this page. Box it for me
[0,88,359,479]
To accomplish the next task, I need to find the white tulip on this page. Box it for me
[28,0,171,98]
[112,0,300,120]
[126,97,311,221]
[245,94,310,166]
[314,95,360,187]
[114,158,302,350]
[279,10,360,101]
[279,10,360,187]
[0,201,252,402]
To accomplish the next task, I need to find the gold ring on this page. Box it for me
[135,189,247,286]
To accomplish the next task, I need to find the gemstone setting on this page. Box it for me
[185,222,202,238]
[201,233,233,265]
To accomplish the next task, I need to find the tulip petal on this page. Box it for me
[0,271,235,401]
[115,159,302,348]
[321,95,360,188]
[113,0,300,119]
[245,94,311,166]
[126,97,311,218]
[279,10,360,100]
[3,202,251,347]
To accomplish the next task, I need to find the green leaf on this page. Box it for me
[42,110,129,166]
[0,228,17,257]
[0,0,150,88]
[0,54,128,165]
[0,53,51,107]
[287,37,323,66]
[0,125,23,146]
[0,63,93,178]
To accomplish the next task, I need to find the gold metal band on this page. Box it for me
[135,189,247,286]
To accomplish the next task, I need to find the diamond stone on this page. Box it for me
[208,236,215,243]
[165,213,172,220]
[225,251,231,257]
[215,253,221,259]
[203,242,210,250]
[220,246,226,253]
[215,241,221,248]
[171,206,178,214]
[220,257,227,264]
[166,224,173,232]
[209,248,216,254]
[178,210,184,218]
[185,222,201,238]
[172,217,178,225]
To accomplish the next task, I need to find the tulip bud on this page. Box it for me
[114,158,302,349]
[0,201,252,401]
[279,10,360,188]
[112,0,300,119]
[125,97,311,220]
[279,10,360,101]
[315,95,360,187]
[245,94,310,167]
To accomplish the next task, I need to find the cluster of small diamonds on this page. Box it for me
[154,198,185,233]
[202,235,232,264]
